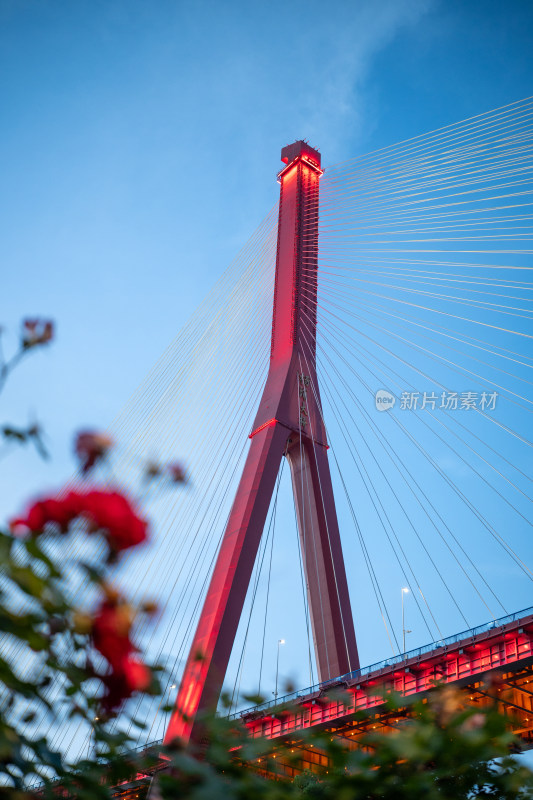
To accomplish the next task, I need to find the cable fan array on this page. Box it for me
[306,96,533,661]
[4,97,532,761]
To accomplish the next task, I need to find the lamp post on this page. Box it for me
[401,588,411,654]
[274,639,285,700]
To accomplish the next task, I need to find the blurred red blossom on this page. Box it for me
[10,488,148,554]
[145,461,187,485]
[75,431,113,474]
[22,318,54,349]
[82,490,147,552]
[92,592,151,711]
[168,462,187,484]
[10,492,82,534]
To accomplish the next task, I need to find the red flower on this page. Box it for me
[10,491,82,534]
[75,431,113,474]
[99,663,151,711]
[92,598,134,671]
[92,596,151,711]
[11,489,148,554]
[168,462,187,484]
[22,318,54,349]
[81,491,147,552]
[124,658,151,692]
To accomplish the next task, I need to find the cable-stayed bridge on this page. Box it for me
[14,97,533,784]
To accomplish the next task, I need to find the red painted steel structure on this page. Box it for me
[165,142,359,745]
[240,610,533,746]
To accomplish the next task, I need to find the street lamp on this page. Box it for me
[274,639,285,700]
[401,588,412,654]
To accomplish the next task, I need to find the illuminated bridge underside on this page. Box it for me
[106,610,533,794]
[235,610,533,773]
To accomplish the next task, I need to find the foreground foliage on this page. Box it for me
[141,683,533,799]
[1,524,533,800]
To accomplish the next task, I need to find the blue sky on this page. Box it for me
[1,0,533,746]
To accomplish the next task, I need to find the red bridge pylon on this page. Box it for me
[165,141,359,744]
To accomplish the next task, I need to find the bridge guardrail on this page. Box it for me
[228,604,533,720]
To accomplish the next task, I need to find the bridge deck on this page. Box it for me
[80,609,533,795]
[227,607,533,776]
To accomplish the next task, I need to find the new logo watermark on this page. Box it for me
[374,389,498,412]
[375,389,396,412]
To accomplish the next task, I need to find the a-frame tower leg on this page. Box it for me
[287,436,358,681]
[165,141,359,746]
[164,422,289,743]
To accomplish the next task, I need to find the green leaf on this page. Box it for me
[25,537,61,577]
[10,564,48,599]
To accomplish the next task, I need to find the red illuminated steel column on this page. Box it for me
[165,141,359,745]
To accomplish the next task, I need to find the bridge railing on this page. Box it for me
[228,605,533,720]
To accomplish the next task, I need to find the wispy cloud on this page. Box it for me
[292,0,437,159]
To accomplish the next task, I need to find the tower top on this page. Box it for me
[281,140,321,168]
